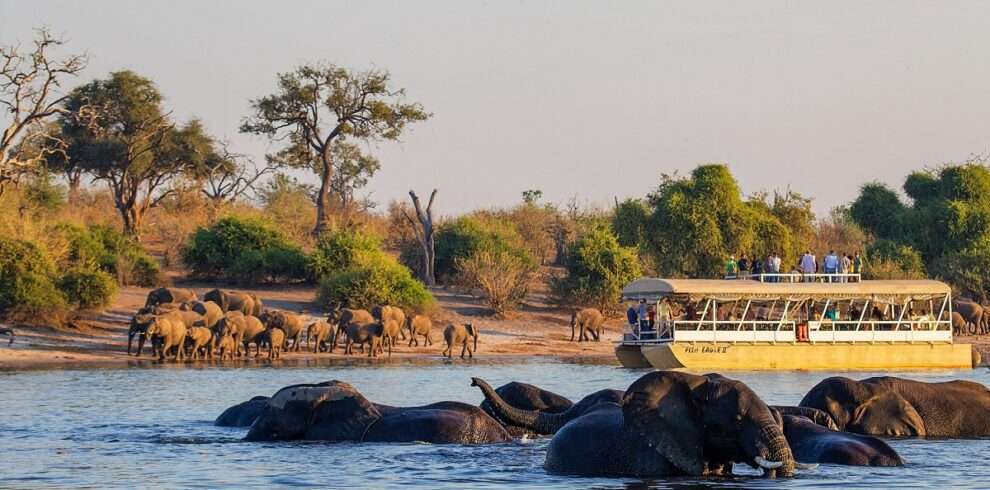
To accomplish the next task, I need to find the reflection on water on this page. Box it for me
[1,361,988,488]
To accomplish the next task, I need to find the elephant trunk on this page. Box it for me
[471,377,570,434]
[473,331,478,353]
[752,414,796,478]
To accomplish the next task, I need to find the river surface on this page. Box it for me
[1,360,988,488]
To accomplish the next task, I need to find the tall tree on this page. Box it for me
[240,63,430,236]
[0,28,86,195]
[404,189,438,286]
[60,71,213,237]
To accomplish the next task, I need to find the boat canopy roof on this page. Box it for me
[621,278,952,302]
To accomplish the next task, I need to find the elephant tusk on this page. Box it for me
[795,462,819,470]
[755,456,783,469]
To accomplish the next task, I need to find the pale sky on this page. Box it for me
[3,1,990,217]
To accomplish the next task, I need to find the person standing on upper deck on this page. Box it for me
[737,254,750,278]
[823,250,839,282]
[840,254,852,283]
[751,255,763,280]
[800,251,816,282]
[853,252,863,282]
[772,253,782,282]
[725,255,738,279]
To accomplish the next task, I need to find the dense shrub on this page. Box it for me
[865,239,925,279]
[456,249,537,317]
[228,246,310,284]
[182,217,308,284]
[433,216,533,282]
[309,230,382,279]
[58,268,119,309]
[317,253,434,313]
[551,224,641,312]
[314,229,433,312]
[57,223,160,286]
[0,238,67,319]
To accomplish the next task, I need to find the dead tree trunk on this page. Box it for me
[404,189,437,286]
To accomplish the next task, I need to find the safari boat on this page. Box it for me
[615,274,974,370]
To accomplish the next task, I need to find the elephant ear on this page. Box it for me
[622,372,705,476]
[848,392,926,437]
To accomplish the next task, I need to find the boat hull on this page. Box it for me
[617,342,974,370]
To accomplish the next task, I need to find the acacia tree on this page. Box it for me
[240,63,429,236]
[0,28,86,194]
[60,71,214,237]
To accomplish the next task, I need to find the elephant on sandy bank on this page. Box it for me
[305,320,334,353]
[442,323,478,359]
[372,305,407,343]
[952,299,985,335]
[145,287,197,308]
[328,307,374,348]
[259,310,305,352]
[407,315,433,347]
[799,376,990,437]
[204,289,263,317]
[244,381,511,444]
[570,308,605,342]
[474,372,797,478]
[0,326,14,345]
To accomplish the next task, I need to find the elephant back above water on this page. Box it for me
[215,396,270,427]
[245,381,511,444]
[145,287,197,308]
[781,415,903,467]
[799,375,990,437]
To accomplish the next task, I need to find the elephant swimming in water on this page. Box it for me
[799,376,990,438]
[478,381,573,437]
[245,381,511,444]
[474,372,798,478]
[781,414,903,466]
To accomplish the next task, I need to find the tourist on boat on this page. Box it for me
[725,255,738,278]
[751,255,764,280]
[772,253,782,281]
[823,250,839,282]
[626,303,638,331]
[657,298,673,338]
[637,299,652,338]
[737,254,750,277]
[647,304,656,329]
[841,254,853,282]
[853,252,863,281]
[800,251,817,281]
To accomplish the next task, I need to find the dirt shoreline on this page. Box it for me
[0,283,624,372]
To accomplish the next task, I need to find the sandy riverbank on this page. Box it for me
[0,283,623,371]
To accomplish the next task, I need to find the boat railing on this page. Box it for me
[807,319,952,343]
[723,273,862,283]
[620,318,952,344]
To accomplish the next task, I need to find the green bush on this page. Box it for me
[182,217,307,283]
[309,230,382,279]
[551,223,641,312]
[57,223,160,286]
[58,268,119,309]
[434,216,533,282]
[314,228,432,311]
[866,239,925,278]
[0,238,67,319]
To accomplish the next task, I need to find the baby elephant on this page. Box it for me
[217,334,236,360]
[258,328,286,360]
[443,323,479,359]
[343,322,388,358]
[186,326,215,360]
[306,320,334,353]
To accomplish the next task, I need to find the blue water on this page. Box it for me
[1,360,988,488]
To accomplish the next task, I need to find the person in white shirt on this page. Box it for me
[799,251,816,282]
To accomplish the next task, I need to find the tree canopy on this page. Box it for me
[241,63,429,236]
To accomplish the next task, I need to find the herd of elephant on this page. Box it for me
[952,298,990,335]
[129,287,481,361]
[214,372,990,479]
